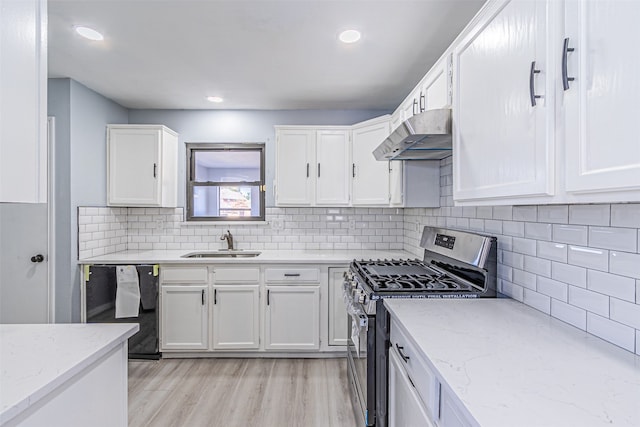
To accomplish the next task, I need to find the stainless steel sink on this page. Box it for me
[181,250,261,258]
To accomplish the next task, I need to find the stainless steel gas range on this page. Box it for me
[343,226,497,427]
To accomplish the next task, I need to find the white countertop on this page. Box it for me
[384,299,640,427]
[0,323,139,425]
[78,249,415,264]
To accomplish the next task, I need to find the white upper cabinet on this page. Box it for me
[351,117,391,206]
[316,130,351,205]
[0,0,47,203]
[107,125,178,207]
[563,0,640,198]
[274,128,315,205]
[421,54,452,110]
[453,0,554,203]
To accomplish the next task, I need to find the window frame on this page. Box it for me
[186,143,266,222]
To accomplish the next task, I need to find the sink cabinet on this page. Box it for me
[212,268,260,350]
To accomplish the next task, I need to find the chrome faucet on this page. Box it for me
[220,230,234,250]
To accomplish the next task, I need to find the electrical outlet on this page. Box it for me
[348,219,356,230]
[155,219,165,230]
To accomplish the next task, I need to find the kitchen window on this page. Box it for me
[186,143,265,221]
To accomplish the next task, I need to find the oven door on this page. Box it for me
[346,300,375,426]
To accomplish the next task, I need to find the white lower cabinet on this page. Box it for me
[212,285,260,350]
[160,285,209,350]
[439,387,474,427]
[265,285,320,350]
[328,267,348,346]
[388,348,435,427]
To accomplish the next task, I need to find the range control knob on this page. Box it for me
[358,292,366,304]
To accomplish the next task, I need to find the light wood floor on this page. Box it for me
[128,358,356,427]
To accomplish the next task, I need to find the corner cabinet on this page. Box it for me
[107,125,178,207]
[453,0,555,203]
[0,0,47,203]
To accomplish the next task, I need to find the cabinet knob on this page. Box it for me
[30,254,44,263]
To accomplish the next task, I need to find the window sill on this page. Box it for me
[180,220,271,226]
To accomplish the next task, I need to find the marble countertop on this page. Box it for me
[78,249,415,264]
[384,299,640,427]
[0,323,139,425]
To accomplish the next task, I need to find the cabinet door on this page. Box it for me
[160,285,208,350]
[390,110,403,132]
[352,120,391,205]
[316,130,351,205]
[265,286,320,350]
[564,1,640,195]
[453,0,554,202]
[108,127,161,206]
[389,161,404,206]
[0,0,47,203]
[275,129,315,205]
[388,348,435,427]
[440,387,474,427]
[401,96,418,121]
[422,54,451,110]
[328,268,348,346]
[212,285,260,350]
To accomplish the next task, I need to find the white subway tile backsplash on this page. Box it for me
[476,206,493,219]
[524,255,551,277]
[553,224,588,246]
[610,204,640,228]
[503,221,525,237]
[537,277,568,301]
[513,269,536,290]
[536,241,567,263]
[500,279,524,302]
[513,206,537,222]
[484,220,503,234]
[551,299,587,330]
[493,206,513,220]
[513,237,536,256]
[525,222,552,240]
[568,246,609,272]
[502,251,524,269]
[552,262,587,288]
[523,289,551,314]
[610,298,640,330]
[538,205,568,224]
[587,270,636,302]
[586,313,635,352]
[588,226,637,252]
[569,205,610,226]
[609,251,640,279]
[568,286,609,317]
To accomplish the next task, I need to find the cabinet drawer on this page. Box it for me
[161,266,208,283]
[264,268,320,284]
[390,319,440,420]
[213,268,260,284]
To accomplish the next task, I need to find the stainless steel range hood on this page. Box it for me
[373,108,452,161]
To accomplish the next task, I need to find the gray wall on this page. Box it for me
[128,109,389,207]
[48,78,128,322]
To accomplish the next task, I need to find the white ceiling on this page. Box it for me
[48,0,485,110]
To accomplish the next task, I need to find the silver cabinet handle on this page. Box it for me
[419,91,425,112]
[562,37,575,91]
[412,99,418,115]
[529,61,542,107]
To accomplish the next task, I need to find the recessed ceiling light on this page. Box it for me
[74,26,104,41]
[339,29,361,44]
[207,96,224,103]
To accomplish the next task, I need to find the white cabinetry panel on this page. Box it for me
[0,0,47,203]
[274,129,315,205]
[388,348,435,427]
[328,268,348,346]
[564,0,640,195]
[265,286,320,350]
[352,118,391,206]
[453,0,554,202]
[212,285,260,350]
[107,125,178,207]
[316,130,350,205]
[160,285,208,350]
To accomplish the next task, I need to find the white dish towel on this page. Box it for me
[115,265,140,318]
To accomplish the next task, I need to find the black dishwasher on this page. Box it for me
[85,265,161,359]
